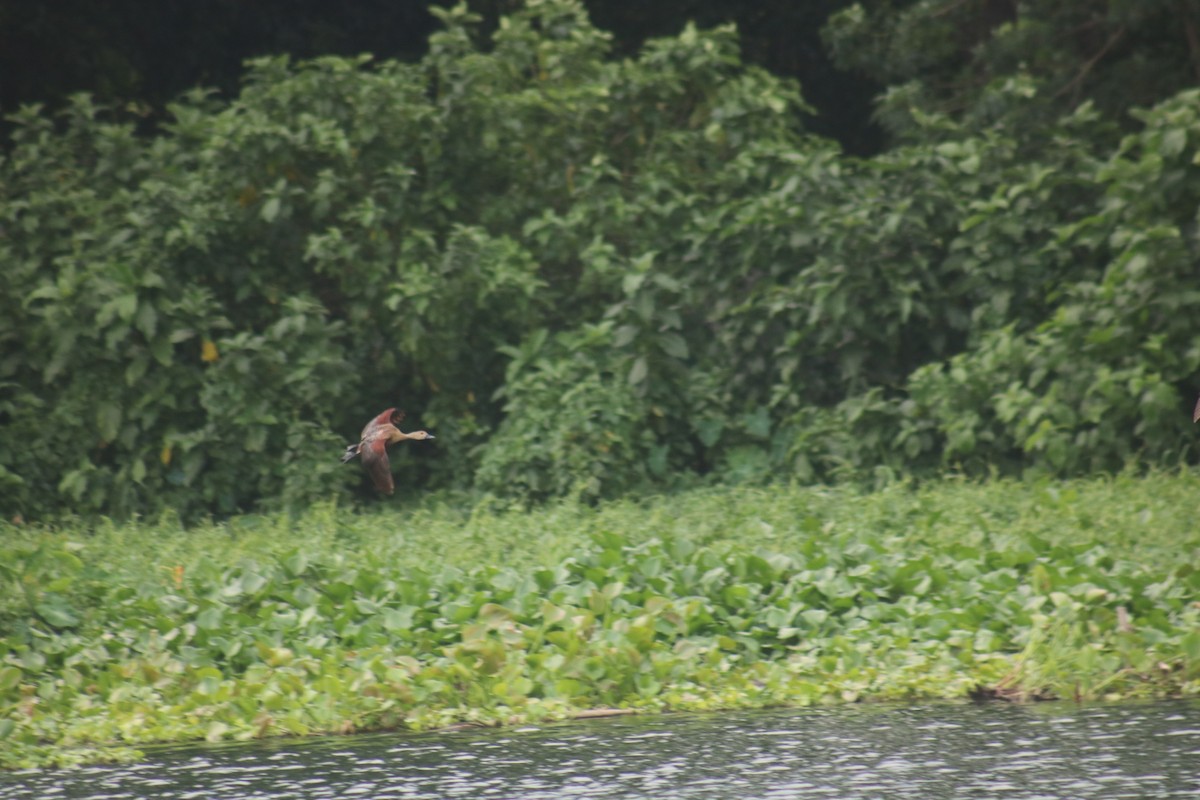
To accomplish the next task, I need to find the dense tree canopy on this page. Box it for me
[824,0,1200,139]
[2,0,1198,520]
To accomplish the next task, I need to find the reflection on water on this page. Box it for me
[4,700,1199,799]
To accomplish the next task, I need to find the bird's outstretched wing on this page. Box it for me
[361,408,405,439]
[360,436,395,494]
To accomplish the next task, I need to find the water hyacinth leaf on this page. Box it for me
[240,572,268,595]
[643,595,669,615]
[800,609,829,627]
[282,552,310,577]
[637,555,663,579]
[382,607,415,631]
[722,584,752,608]
[478,603,514,627]
[533,569,557,592]
[635,673,661,697]
[0,666,22,692]
[447,602,478,624]
[197,607,224,630]
[601,582,625,601]
[1182,631,1200,662]
[205,721,230,743]
[35,599,78,628]
[540,601,568,626]
[355,597,381,615]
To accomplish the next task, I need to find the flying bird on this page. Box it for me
[1194,394,1200,423]
[341,408,435,494]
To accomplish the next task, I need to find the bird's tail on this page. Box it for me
[340,443,360,464]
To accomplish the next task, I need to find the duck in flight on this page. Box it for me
[341,408,435,494]
[1195,395,1200,423]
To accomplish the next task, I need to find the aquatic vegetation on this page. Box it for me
[2,473,1199,768]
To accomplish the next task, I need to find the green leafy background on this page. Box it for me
[3,0,1199,520]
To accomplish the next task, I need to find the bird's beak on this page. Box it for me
[428,434,436,439]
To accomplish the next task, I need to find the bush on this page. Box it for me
[3,1,1199,519]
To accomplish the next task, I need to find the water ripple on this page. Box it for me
[4,700,1199,799]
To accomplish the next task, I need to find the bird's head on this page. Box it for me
[410,430,435,440]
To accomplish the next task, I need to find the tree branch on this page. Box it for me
[1054,26,1126,102]
[1181,1,1200,84]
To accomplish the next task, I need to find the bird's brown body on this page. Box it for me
[341,408,435,494]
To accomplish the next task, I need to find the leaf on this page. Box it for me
[800,609,828,627]
[97,403,122,442]
[742,406,771,439]
[1161,127,1186,158]
[36,601,78,628]
[150,336,174,366]
[478,602,515,627]
[383,606,415,630]
[695,418,724,447]
[658,332,688,359]
[540,601,567,625]
[282,552,308,577]
[628,356,648,386]
[136,301,158,337]
[0,666,21,692]
[58,469,88,501]
[1181,630,1200,661]
[114,293,138,322]
[197,607,224,629]
[613,324,639,347]
[261,197,282,222]
[126,353,150,386]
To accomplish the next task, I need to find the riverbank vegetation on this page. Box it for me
[3,472,1199,768]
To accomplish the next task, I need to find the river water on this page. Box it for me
[4,700,1199,799]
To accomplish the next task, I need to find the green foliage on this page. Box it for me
[3,0,1200,518]
[823,0,1198,139]
[2,474,1199,768]
[477,324,653,502]
[900,90,1200,476]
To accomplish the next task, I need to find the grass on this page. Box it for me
[2,471,1199,768]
